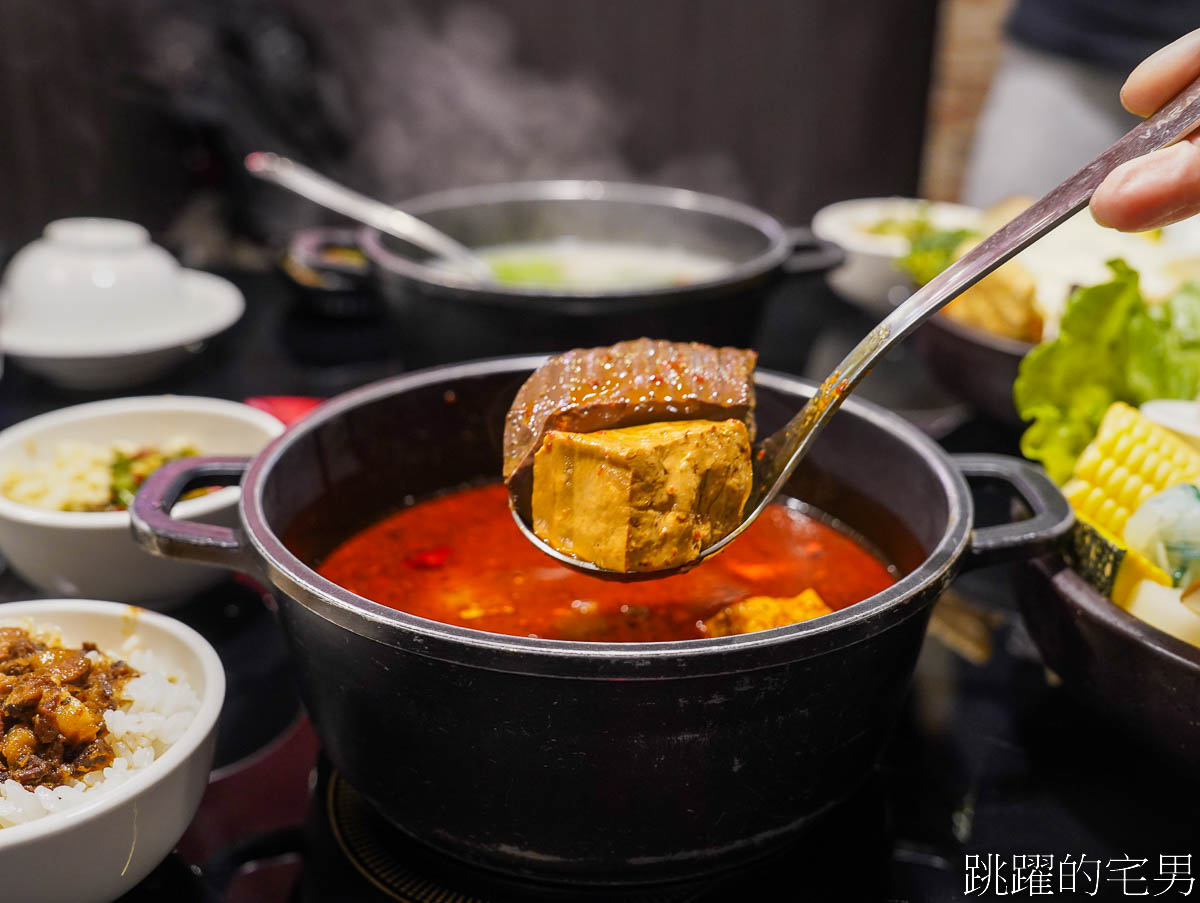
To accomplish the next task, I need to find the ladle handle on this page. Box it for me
[754,71,1200,514]
[245,152,493,282]
[131,456,257,575]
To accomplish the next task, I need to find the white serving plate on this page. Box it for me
[0,270,244,390]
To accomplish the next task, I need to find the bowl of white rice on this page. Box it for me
[0,598,224,903]
[0,396,284,604]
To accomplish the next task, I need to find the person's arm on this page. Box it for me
[1090,29,1200,232]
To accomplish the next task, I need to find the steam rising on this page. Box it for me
[287,0,748,200]
[137,0,748,250]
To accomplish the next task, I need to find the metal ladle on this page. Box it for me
[512,71,1200,579]
[244,152,495,284]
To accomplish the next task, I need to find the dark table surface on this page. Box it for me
[1,270,1197,903]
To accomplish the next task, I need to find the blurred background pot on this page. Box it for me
[915,316,1030,425]
[352,181,844,365]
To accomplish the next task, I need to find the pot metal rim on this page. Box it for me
[237,356,972,677]
[355,179,792,301]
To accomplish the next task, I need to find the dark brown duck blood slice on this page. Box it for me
[503,338,757,481]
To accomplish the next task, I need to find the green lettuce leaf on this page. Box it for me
[1014,261,1200,484]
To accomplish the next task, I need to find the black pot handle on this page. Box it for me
[782,225,845,276]
[130,456,258,575]
[954,453,1074,570]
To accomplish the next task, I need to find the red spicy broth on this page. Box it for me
[316,484,897,642]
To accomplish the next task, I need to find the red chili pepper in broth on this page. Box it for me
[404,546,452,569]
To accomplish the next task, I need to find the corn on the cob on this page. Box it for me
[1067,511,1171,607]
[1063,402,1200,539]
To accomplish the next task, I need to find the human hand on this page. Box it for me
[1091,29,1200,232]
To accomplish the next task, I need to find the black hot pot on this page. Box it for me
[131,358,1071,886]
[290,181,844,365]
[1018,556,1200,764]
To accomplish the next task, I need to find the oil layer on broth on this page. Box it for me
[317,484,896,642]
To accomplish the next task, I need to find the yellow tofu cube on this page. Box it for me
[703,589,832,637]
[532,419,752,572]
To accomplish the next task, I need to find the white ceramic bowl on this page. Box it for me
[0,270,245,390]
[0,396,283,604]
[0,599,224,903]
[811,197,981,315]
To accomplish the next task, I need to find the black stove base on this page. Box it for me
[298,760,894,903]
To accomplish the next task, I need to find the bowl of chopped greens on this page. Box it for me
[811,196,982,315]
[0,396,283,604]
